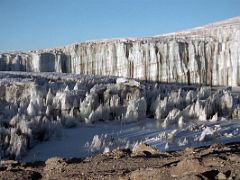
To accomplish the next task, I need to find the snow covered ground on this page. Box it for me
[22,118,240,162]
[0,72,240,162]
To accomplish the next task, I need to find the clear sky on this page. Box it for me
[0,0,239,52]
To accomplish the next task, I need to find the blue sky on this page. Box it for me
[0,0,239,52]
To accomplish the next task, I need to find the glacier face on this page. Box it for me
[1,17,240,86]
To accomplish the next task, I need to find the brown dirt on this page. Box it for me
[1,142,240,180]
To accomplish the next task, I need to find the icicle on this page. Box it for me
[27,101,37,116]
[210,113,218,122]
[165,142,169,150]
[69,107,74,117]
[178,116,184,128]
[64,85,70,92]
[46,105,52,116]
[46,88,54,106]
[73,83,79,91]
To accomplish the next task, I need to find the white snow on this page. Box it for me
[21,118,240,162]
[22,119,159,162]
[0,72,240,161]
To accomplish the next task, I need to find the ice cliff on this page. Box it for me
[1,17,240,86]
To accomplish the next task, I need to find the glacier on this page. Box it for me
[1,17,240,161]
[1,17,240,86]
[0,72,240,161]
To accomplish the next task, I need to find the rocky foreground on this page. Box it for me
[1,142,240,180]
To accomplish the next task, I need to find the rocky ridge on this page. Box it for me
[1,143,240,179]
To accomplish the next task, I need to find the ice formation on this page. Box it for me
[125,97,147,121]
[1,17,240,161]
[86,134,128,153]
[1,17,240,86]
[0,71,240,160]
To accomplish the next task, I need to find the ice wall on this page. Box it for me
[1,17,240,86]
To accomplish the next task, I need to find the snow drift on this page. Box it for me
[0,72,240,160]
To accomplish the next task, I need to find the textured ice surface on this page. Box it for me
[0,72,240,161]
[1,17,240,86]
[22,118,240,162]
